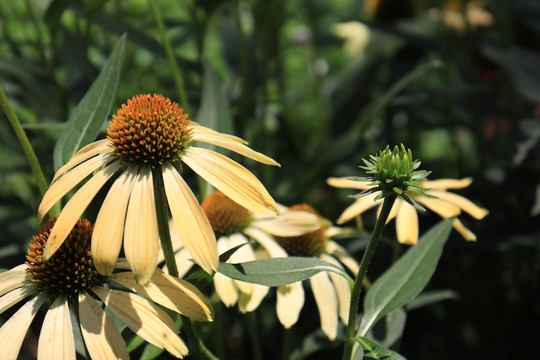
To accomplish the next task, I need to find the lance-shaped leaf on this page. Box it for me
[358,219,453,335]
[355,337,407,360]
[218,257,351,287]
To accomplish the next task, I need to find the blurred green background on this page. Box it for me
[1,0,539,359]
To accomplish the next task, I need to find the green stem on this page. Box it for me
[0,84,50,198]
[182,315,219,360]
[342,194,397,360]
[148,0,190,114]
[244,311,263,360]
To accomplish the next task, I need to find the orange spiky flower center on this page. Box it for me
[202,190,253,237]
[107,94,192,166]
[26,218,107,300]
[274,204,327,257]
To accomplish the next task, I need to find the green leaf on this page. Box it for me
[358,219,453,335]
[53,34,127,170]
[140,342,164,360]
[355,337,407,360]
[406,289,459,311]
[218,257,351,287]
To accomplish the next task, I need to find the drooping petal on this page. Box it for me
[253,210,321,237]
[38,153,115,222]
[92,286,188,358]
[327,177,372,191]
[92,167,137,276]
[321,253,351,325]
[452,218,477,241]
[124,167,160,284]
[238,282,269,313]
[44,161,122,260]
[337,193,379,224]
[0,294,45,360]
[0,286,35,315]
[325,241,359,274]
[52,139,112,182]
[182,147,279,215]
[227,233,259,295]
[79,292,129,360]
[428,190,489,219]
[381,198,401,224]
[191,127,280,166]
[422,177,472,190]
[243,227,288,258]
[0,264,28,296]
[188,124,247,144]
[213,237,239,306]
[416,196,462,219]
[162,163,218,274]
[395,201,419,245]
[38,295,75,360]
[310,272,339,340]
[276,282,304,328]
[111,270,213,322]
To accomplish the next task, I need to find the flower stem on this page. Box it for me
[148,0,190,114]
[182,315,219,360]
[342,194,397,360]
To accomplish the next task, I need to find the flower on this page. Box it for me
[38,93,280,283]
[0,218,213,360]
[328,176,489,244]
[429,0,494,33]
[332,21,371,57]
[163,190,321,314]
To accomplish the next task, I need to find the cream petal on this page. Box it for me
[381,198,401,224]
[38,295,75,360]
[243,227,288,258]
[238,283,269,313]
[189,124,248,144]
[111,270,213,322]
[92,168,137,276]
[124,167,160,284]
[214,272,239,307]
[191,129,280,166]
[417,196,462,219]
[452,218,477,241]
[428,190,489,219]
[325,241,359,274]
[172,248,195,279]
[337,193,380,224]
[0,286,35,315]
[310,272,338,340]
[395,201,419,245]
[253,210,321,237]
[276,282,304,328]
[183,147,279,216]
[327,177,372,190]
[38,153,115,222]
[92,286,188,358]
[44,161,122,260]
[227,233,257,295]
[0,264,28,296]
[0,294,45,360]
[422,177,472,190]
[321,254,351,324]
[78,292,129,360]
[162,163,218,274]
[52,140,112,182]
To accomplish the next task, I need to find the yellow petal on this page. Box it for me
[321,253,351,325]
[0,264,28,296]
[192,128,280,166]
[396,201,419,245]
[162,163,218,274]
[44,161,122,260]
[92,168,137,276]
[276,282,304,328]
[0,294,44,360]
[253,210,321,237]
[428,190,489,219]
[238,283,269,313]
[383,198,401,224]
[92,286,188,358]
[214,272,239,307]
[327,177,372,190]
[452,218,477,241]
[52,139,112,182]
[38,295,75,360]
[337,193,379,224]
[310,272,339,340]
[243,227,288,257]
[78,292,129,360]
[0,286,35,315]
[422,177,472,190]
[417,196,462,219]
[227,233,257,295]
[325,241,360,274]
[38,153,114,222]
[183,147,279,216]
[189,124,248,144]
[111,270,213,322]
[124,167,160,284]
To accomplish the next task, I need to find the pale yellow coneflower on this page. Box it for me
[38,94,280,283]
[328,176,489,244]
[0,218,213,360]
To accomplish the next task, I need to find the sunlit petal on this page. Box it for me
[422,177,472,190]
[452,218,477,241]
[428,190,489,219]
[0,286,35,315]
[92,167,137,275]
[417,196,461,219]
[189,124,248,144]
[183,147,279,215]
[337,193,379,224]
[0,294,44,360]
[321,254,351,324]
[214,237,239,306]
[396,201,419,245]
[327,177,372,191]
[162,163,218,274]
[38,295,75,360]
[227,233,257,295]
[243,227,288,258]
[79,292,129,360]
[310,272,339,340]
[276,282,304,328]
[253,210,321,237]
[44,161,122,260]
[52,139,112,182]
[0,264,28,296]
[124,167,159,284]
[325,241,359,274]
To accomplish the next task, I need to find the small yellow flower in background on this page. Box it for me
[332,21,371,56]
[163,190,321,313]
[0,218,213,360]
[38,93,280,283]
[328,176,489,244]
[429,0,494,33]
